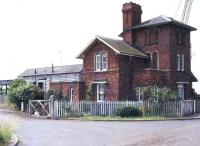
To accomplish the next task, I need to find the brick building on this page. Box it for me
[20,2,198,101]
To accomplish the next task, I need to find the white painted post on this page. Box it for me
[49,95,54,119]
[194,100,196,114]
[21,102,24,112]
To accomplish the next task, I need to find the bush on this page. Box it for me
[47,89,63,100]
[0,116,19,145]
[8,79,44,110]
[117,106,143,117]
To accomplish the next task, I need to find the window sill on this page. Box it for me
[94,70,108,73]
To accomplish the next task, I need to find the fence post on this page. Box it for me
[181,100,183,117]
[28,100,31,116]
[49,95,55,119]
[194,100,196,114]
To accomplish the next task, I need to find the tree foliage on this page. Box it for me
[136,86,178,102]
[8,79,44,110]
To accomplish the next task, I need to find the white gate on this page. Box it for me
[29,100,51,118]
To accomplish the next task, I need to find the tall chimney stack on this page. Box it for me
[122,2,142,45]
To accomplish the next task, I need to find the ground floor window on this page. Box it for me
[136,85,158,101]
[70,88,74,102]
[178,83,184,100]
[136,87,144,102]
[97,84,105,102]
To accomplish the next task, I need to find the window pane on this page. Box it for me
[102,52,108,70]
[152,52,158,69]
[177,54,180,71]
[96,53,101,70]
[181,55,184,71]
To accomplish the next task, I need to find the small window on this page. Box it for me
[153,85,159,102]
[178,84,184,99]
[95,53,101,71]
[136,87,143,102]
[102,52,108,70]
[152,52,158,69]
[177,54,181,71]
[146,53,151,68]
[177,31,185,45]
[176,54,184,71]
[70,88,74,102]
[38,82,43,89]
[181,55,184,71]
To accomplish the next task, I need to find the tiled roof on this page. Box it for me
[77,36,148,59]
[131,15,196,31]
[20,64,83,77]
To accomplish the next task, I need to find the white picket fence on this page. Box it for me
[50,100,198,119]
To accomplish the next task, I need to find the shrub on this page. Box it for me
[8,79,44,110]
[47,89,63,100]
[0,116,19,145]
[117,106,143,117]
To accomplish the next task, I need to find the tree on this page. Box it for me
[8,79,44,110]
[136,86,178,102]
[149,86,178,102]
[21,84,44,104]
[8,79,27,109]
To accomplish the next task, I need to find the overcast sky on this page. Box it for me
[0,0,199,93]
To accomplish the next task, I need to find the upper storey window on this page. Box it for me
[152,52,158,69]
[102,52,108,70]
[176,54,184,71]
[176,30,185,45]
[95,52,101,71]
[95,51,108,71]
[145,28,159,45]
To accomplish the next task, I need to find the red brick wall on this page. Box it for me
[83,41,120,101]
[133,24,193,98]
[50,82,84,101]
[122,2,142,44]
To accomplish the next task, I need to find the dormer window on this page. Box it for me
[95,51,108,71]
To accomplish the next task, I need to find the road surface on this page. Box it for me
[1,108,200,146]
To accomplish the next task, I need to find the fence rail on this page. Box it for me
[48,100,200,119]
[28,99,200,119]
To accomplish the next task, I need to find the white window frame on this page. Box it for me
[181,55,184,71]
[177,54,181,71]
[95,53,101,71]
[136,87,143,102]
[178,84,184,100]
[153,85,159,102]
[70,88,74,102]
[101,52,108,71]
[97,84,105,102]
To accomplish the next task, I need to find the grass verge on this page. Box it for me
[0,103,15,110]
[0,116,19,146]
[65,115,174,121]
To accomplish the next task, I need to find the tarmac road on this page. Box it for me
[1,108,200,146]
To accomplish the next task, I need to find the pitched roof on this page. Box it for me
[20,64,83,77]
[77,36,148,59]
[126,15,196,31]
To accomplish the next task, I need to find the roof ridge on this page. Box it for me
[96,35,122,41]
[25,64,83,71]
